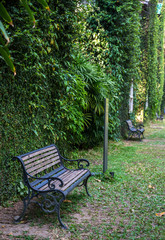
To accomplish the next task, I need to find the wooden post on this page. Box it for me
[103,98,109,173]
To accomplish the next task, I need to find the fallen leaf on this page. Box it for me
[20,221,25,224]
[95,179,101,182]
[148,184,155,189]
[156,212,165,217]
[63,200,72,203]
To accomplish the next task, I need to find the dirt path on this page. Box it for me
[0,201,55,239]
[0,200,93,239]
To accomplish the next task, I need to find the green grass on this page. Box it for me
[5,120,165,240]
[60,120,165,239]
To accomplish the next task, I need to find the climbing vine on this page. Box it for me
[147,0,159,119]
[80,0,142,136]
[157,4,165,114]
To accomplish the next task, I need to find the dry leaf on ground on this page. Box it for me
[155,212,165,217]
[63,200,72,203]
[148,184,155,189]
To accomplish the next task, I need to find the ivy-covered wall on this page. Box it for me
[80,0,142,136]
[0,0,165,204]
[157,4,165,114]
[147,0,159,119]
[0,0,118,203]
[141,0,165,119]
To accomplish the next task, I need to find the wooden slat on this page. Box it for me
[57,170,78,183]
[59,170,86,186]
[24,149,58,165]
[27,157,61,175]
[60,170,88,191]
[40,169,88,191]
[29,160,60,176]
[26,154,60,170]
[39,169,73,191]
[35,169,67,190]
[30,166,64,187]
[22,146,56,161]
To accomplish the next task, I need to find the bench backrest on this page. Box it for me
[126,120,134,129]
[15,144,62,177]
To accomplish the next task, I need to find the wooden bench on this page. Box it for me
[156,113,163,121]
[13,144,92,229]
[126,120,145,141]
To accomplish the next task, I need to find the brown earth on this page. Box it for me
[0,201,72,239]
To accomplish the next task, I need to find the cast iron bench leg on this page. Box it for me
[14,188,32,223]
[83,176,91,197]
[57,206,68,229]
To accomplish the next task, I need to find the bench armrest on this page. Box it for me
[27,173,64,189]
[61,156,90,169]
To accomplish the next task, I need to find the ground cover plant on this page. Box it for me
[0,120,164,239]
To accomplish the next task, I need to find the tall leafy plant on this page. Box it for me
[0,0,50,75]
[71,53,120,147]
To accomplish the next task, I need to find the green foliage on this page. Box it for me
[79,0,141,136]
[157,5,165,114]
[0,0,119,203]
[0,2,15,74]
[0,0,165,206]
[0,0,50,74]
[147,0,159,119]
[0,0,83,203]
[71,53,120,147]
[17,181,28,197]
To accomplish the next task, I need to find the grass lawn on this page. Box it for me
[0,120,164,239]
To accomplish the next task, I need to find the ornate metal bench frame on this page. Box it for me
[126,120,145,141]
[156,113,163,121]
[13,144,92,229]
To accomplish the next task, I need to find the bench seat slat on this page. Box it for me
[57,170,80,183]
[39,169,88,192]
[30,166,64,187]
[38,169,74,191]
[55,169,88,191]
[32,168,67,189]
[60,170,89,191]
